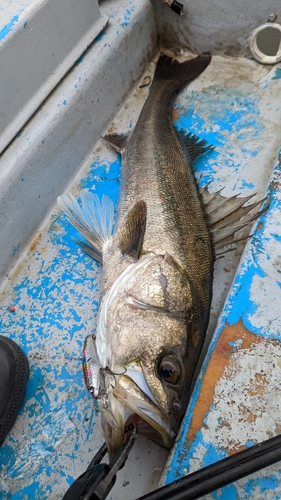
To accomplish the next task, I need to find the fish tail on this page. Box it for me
[152,52,211,93]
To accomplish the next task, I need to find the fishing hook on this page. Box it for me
[101,366,127,389]
[139,75,151,88]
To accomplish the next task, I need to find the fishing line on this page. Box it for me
[139,76,152,88]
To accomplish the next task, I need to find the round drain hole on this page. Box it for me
[250,22,281,64]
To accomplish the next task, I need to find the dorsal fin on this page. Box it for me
[102,133,130,153]
[200,185,266,259]
[118,201,147,259]
[178,130,214,162]
[57,191,114,263]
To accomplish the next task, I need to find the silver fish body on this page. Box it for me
[97,53,213,454]
[59,53,263,456]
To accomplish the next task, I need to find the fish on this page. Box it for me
[58,52,264,456]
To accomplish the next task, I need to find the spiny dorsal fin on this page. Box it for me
[102,133,130,153]
[57,191,114,263]
[200,185,266,259]
[178,130,214,162]
[118,200,147,259]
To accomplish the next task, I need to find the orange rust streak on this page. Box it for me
[172,108,182,122]
[29,232,42,253]
[187,320,261,445]
[247,372,268,396]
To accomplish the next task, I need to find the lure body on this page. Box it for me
[82,335,101,398]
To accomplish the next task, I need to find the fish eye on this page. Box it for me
[158,356,181,384]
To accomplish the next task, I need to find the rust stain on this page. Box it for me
[247,412,257,424]
[247,372,268,396]
[267,162,281,193]
[8,232,42,281]
[107,125,116,134]
[29,232,42,253]
[187,320,262,444]
[172,107,182,122]
[219,419,231,429]
[270,181,279,190]
[227,443,247,456]
[237,403,258,429]
[276,423,281,435]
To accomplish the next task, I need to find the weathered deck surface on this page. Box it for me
[1,49,281,499]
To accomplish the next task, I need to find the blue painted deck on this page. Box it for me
[1,52,281,499]
[0,148,167,498]
[162,59,281,498]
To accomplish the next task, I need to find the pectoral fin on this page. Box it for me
[118,200,147,259]
[72,238,102,262]
[57,191,115,263]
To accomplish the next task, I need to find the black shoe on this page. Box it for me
[0,335,29,446]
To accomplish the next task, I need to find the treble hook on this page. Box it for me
[139,75,151,88]
[101,366,127,389]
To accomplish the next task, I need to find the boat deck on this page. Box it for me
[1,5,281,498]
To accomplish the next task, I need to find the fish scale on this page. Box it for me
[58,52,264,457]
[93,53,213,456]
[116,77,213,328]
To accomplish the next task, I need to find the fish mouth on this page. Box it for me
[101,368,176,456]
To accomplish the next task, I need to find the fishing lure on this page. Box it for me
[82,334,102,398]
[82,334,127,401]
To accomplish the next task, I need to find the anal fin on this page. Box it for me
[200,185,266,259]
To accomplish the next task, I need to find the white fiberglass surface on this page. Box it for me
[0,52,281,498]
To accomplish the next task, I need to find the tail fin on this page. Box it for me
[152,53,211,93]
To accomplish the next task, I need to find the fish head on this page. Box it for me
[98,252,204,456]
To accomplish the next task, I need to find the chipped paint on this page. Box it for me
[1,41,281,499]
[188,323,281,461]
[163,57,281,496]
[272,68,281,80]
[122,3,135,27]
[0,147,168,498]
[186,321,260,447]
[0,0,157,282]
[0,13,22,41]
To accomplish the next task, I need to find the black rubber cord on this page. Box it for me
[137,433,281,500]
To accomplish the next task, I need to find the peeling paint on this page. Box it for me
[187,321,260,446]
[0,13,22,41]
[1,39,281,498]
[164,158,281,494]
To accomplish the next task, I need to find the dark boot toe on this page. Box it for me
[0,335,29,446]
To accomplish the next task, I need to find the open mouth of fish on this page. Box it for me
[100,367,176,455]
